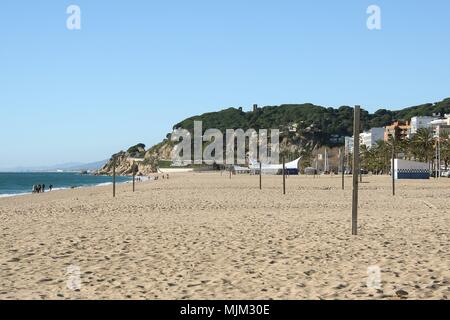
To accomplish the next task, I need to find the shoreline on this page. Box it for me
[0,175,145,199]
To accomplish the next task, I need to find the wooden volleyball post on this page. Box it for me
[259,161,262,190]
[341,147,345,190]
[112,156,116,198]
[282,157,286,195]
[392,138,396,196]
[352,106,361,235]
[132,161,136,193]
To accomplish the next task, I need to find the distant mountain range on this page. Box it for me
[0,160,108,173]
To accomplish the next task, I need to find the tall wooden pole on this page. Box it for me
[259,161,262,190]
[314,157,317,179]
[341,148,345,190]
[282,157,286,195]
[435,138,439,179]
[113,157,116,198]
[132,161,136,192]
[360,162,363,183]
[352,106,360,235]
[392,139,396,196]
[359,146,362,183]
[438,136,441,178]
[437,138,439,179]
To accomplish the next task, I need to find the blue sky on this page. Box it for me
[0,0,449,168]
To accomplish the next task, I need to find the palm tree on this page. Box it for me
[346,128,449,176]
[439,130,450,171]
[369,140,391,174]
[411,128,434,163]
[397,138,413,160]
[360,144,370,170]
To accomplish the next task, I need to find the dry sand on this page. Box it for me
[0,173,449,300]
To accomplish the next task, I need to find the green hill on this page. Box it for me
[100,98,450,174]
[174,98,450,147]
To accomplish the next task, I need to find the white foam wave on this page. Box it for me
[0,192,29,198]
[95,182,113,187]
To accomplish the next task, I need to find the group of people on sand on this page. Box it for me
[152,174,169,181]
[32,184,53,194]
[30,174,170,194]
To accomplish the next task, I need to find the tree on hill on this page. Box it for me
[127,143,146,158]
[172,98,450,149]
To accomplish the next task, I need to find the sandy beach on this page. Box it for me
[0,173,449,300]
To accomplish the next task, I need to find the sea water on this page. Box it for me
[0,172,131,197]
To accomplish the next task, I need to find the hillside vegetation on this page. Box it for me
[174,98,450,147]
[99,98,450,175]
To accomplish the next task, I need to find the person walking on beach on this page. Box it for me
[42,184,45,193]
[49,185,53,192]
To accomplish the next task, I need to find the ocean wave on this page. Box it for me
[50,187,69,192]
[95,182,113,187]
[0,192,29,198]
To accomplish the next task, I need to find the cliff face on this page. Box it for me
[97,153,152,176]
[96,142,173,176]
[145,140,174,161]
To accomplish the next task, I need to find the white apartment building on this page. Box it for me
[410,116,438,136]
[345,127,384,153]
[345,136,354,154]
[431,115,450,138]
[360,127,385,149]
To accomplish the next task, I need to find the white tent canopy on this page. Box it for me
[248,157,301,174]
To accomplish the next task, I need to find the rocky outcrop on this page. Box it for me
[97,153,158,176]
[145,139,174,160]
[96,141,173,176]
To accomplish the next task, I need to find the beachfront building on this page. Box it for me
[344,136,354,154]
[430,115,450,138]
[410,116,438,136]
[384,120,411,141]
[360,128,384,149]
[344,127,384,154]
